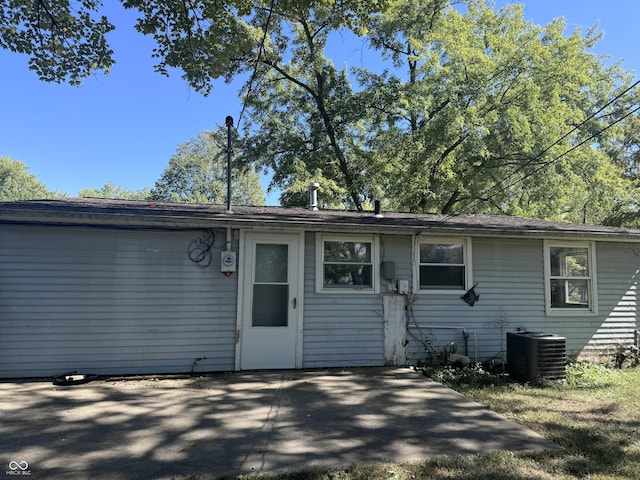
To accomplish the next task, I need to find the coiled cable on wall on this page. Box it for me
[188,230,215,267]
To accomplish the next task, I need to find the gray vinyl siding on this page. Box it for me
[586,243,639,355]
[406,237,640,363]
[302,232,389,367]
[302,232,640,367]
[3,221,638,378]
[379,235,414,291]
[0,225,237,378]
[406,237,544,363]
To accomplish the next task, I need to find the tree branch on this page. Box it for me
[299,17,362,210]
[441,189,460,214]
[427,134,468,203]
[260,58,318,100]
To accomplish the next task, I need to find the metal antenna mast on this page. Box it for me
[225,116,234,214]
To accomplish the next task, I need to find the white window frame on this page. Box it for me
[544,240,598,316]
[413,236,472,294]
[315,233,380,294]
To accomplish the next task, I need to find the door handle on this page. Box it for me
[293,297,297,309]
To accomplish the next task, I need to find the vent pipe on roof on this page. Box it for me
[225,115,234,214]
[309,182,320,211]
[374,200,383,218]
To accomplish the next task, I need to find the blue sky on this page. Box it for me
[1,1,639,205]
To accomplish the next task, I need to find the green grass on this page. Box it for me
[208,365,640,480]
[457,365,640,479]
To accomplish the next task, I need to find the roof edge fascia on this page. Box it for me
[3,208,640,243]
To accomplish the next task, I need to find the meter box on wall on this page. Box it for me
[221,250,237,276]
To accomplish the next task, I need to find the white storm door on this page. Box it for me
[240,232,302,370]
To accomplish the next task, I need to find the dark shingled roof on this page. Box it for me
[1,197,640,240]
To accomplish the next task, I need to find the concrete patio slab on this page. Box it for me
[0,367,558,479]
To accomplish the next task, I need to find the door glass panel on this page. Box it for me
[252,243,289,327]
[252,285,289,326]
[255,244,288,283]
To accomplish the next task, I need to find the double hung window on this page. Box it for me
[545,241,597,314]
[415,237,471,292]
[316,235,379,293]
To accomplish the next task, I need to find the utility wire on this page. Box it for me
[458,102,640,215]
[455,80,640,215]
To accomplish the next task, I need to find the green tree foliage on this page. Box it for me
[79,182,150,200]
[602,113,640,227]
[359,0,635,220]
[0,0,385,90]
[0,0,115,85]
[236,5,377,209]
[0,156,57,201]
[150,130,265,205]
[4,0,639,222]
[233,0,638,219]
[1,0,380,209]
[124,0,386,208]
[121,0,387,95]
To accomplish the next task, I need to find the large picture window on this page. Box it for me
[545,241,597,315]
[415,237,471,292]
[316,235,379,293]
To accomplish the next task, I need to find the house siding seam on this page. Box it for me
[0,225,237,378]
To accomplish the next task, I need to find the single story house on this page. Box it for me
[1,197,639,378]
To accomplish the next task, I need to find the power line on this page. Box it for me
[455,80,640,215]
[458,102,640,215]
